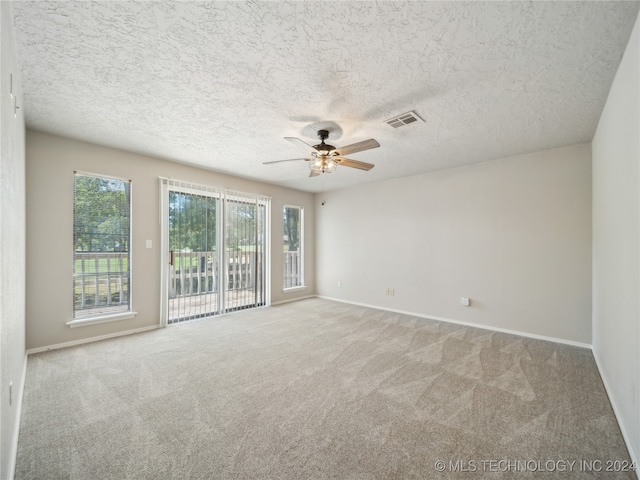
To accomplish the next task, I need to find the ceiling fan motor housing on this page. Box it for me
[314,129,336,153]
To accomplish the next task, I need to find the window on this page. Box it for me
[283,205,303,289]
[73,172,132,319]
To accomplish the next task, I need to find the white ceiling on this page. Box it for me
[11,1,640,193]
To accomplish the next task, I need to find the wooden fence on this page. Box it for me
[284,250,301,288]
[74,249,301,312]
[169,250,263,298]
[73,252,129,313]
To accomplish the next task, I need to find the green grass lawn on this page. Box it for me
[74,247,276,274]
[74,256,128,274]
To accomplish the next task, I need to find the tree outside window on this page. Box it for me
[283,206,303,288]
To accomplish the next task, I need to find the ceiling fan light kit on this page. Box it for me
[264,129,379,177]
[310,155,337,175]
[309,130,338,176]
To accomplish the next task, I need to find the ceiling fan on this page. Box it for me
[263,130,379,177]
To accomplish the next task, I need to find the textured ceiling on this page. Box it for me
[11,1,640,193]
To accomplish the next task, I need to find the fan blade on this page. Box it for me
[334,157,375,171]
[285,137,318,152]
[263,158,310,165]
[334,139,379,156]
[309,170,320,178]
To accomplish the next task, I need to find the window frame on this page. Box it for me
[282,204,305,292]
[159,178,272,326]
[67,170,137,328]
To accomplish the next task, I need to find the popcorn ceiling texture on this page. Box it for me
[11,1,640,192]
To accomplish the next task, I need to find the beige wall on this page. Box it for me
[25,130,314,350]
[592,10,640,463]
[316,144,592,345]
[1,2,27,478]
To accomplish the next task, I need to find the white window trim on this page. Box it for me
[283,204,304,290]
[73,170,131,183]
[66,311,138,328]
[72,171,134,323]
[282,285,307,293]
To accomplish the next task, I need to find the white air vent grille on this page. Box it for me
[385,111,423,128]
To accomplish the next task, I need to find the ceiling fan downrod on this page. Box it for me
[317,129,329,142]
[314,130,335,153]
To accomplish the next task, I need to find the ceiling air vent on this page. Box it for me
[384,111,423,128]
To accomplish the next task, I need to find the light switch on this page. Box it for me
[146,240,152,248]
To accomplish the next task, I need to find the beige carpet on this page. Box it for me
[15,298,634,479]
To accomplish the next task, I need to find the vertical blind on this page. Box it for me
[162,178,270,324]
[225,190,268,312]
[167,187,219,322]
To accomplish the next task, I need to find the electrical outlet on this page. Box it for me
[337,281,341,288]
[460,297,470,307]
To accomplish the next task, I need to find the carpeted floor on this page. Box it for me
[15,298,635,479]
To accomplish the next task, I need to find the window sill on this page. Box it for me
[282,286,307,293]
[66,311,138,328]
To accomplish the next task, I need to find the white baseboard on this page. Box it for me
[592,350,639,479]
[9,353,27,480]
[271,294,316,306]
[315,295,592,349]
[26,325,160,355]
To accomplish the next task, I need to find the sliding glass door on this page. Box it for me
[168,190,219,323]
[225,193,268,312]
[160,179,270,325]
